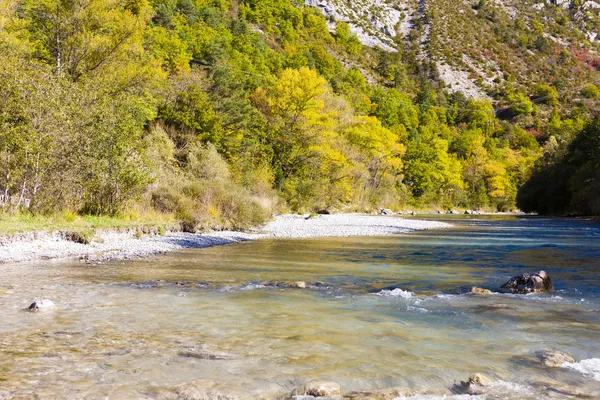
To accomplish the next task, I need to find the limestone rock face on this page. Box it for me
[499,270,553,293]
[536,350,575,367]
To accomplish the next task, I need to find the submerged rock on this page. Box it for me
[344,387,415,400]
[499,270,553,293]
[258,281,322,289]
[295,381,341,397]
[536,350,575,367]
[446,286,492,295]
[26,299,56,312]
[160,379,243,400]
[453,373,492,395]
[178,350,236,360]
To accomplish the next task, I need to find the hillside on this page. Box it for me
[307,0,600,101]
[0,0,599,228]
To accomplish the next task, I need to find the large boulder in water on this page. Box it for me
[499,270,553,293]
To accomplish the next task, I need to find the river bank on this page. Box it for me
[0,214,450,264]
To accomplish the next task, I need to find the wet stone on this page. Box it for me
[453,373,492,395]
[536,350,575,367]
[26,299,56,312]
[499,270,554,294]
[293,381,342,398]
[446,286,492,295]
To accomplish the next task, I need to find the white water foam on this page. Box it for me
[394,395,484,400]
[563,358,600,381]
[406,305,429,313]
[376,288,415,298]
[394,380,534,400]
[240,283,266,291]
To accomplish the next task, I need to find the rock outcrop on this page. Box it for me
[499,270,554,293]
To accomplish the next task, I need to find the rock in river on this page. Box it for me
[536,350,575,367]
[499,270,553,293]
[295,381,341,397]
[453,373,492,395]
[27,299,56,312]
[446,286,492,295]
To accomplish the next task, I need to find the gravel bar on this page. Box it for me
[0,214,451,264]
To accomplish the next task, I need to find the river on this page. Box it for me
[1,216,599,399]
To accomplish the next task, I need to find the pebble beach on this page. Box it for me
[0,214,451,264]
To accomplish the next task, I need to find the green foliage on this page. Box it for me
[536,84,559,106]
[506,91,534,116]
[0,0,566,223]
[518,118,600,215]
[581,84,600,99]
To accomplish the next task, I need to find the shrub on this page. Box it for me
[151,186,183,213]
[581,84,600,99]
[64,229,95,244]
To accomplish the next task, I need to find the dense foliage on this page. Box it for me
[518,117,600,215]
[0,0,598,227]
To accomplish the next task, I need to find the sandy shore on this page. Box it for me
[0,214,451,264]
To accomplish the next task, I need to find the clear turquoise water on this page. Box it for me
[1,216,599,399]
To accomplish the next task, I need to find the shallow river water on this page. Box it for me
[1,216,600,399]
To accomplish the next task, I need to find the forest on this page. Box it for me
[0,0,599,231]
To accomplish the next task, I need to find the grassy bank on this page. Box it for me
[0,211,177,235]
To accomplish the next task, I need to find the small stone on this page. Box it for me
[300,381,341,397]
[467,375,490,394]
[536,350,575,367]
[470,287,492,294]
[446,286,492,295]
[27,299,56,312]
[453,373,492,395]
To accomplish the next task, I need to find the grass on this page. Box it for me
[0,211,177,235]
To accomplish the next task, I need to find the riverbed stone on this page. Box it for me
[297,381,341,397]
[178,350,237,360]
[453,373,492,395]
[344,387,416,399]
[447,286,492,295]
[258,280,320,289]
[27,299,56,312]
[536,350,575,367]
[499,270,554,293]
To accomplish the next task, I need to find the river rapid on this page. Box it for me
[1,216,599,399]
